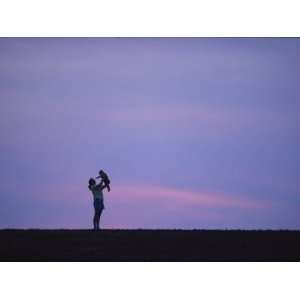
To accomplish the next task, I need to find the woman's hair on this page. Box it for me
[89,178,96,186]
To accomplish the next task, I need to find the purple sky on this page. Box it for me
[0,38,300,229]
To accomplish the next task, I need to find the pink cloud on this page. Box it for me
[1,178,265,211]
[109,183,263,209]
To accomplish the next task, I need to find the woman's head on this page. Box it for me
[89,178,96,186]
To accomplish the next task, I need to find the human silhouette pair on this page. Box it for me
[88,170,111,230]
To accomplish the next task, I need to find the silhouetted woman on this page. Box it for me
[88,178,105,230]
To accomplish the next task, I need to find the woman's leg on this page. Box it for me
[93,211,98,230]
[97,209,103,229]
[94,210,103,230]
[95,211,99,230]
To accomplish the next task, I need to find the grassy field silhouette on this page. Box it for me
[1,229,300,261]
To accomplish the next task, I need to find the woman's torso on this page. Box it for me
[89,185,103,200]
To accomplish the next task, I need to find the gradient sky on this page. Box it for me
[0,38,299,229]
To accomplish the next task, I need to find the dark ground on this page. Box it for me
[0,229,300,261]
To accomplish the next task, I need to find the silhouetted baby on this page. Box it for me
[96,169,111,192]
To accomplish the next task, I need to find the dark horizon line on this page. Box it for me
[1,228,300,231]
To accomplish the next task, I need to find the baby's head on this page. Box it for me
[96,170,104,179]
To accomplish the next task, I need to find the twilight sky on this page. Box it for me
[0,38,299,229]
